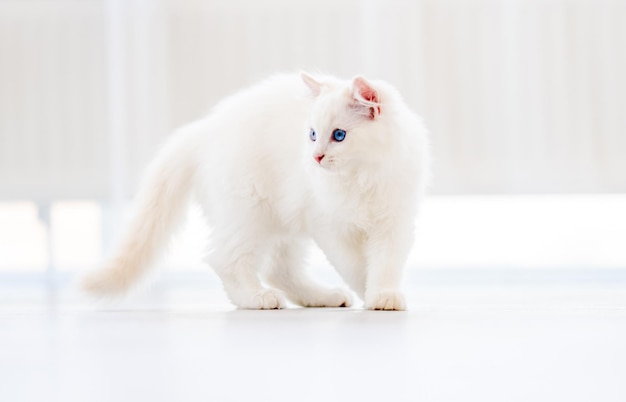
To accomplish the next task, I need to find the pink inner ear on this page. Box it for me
[354,77,379,104]
[353,77,381,119]
[360,84,378,103]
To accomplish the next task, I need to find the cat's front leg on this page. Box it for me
[363,230,413,311]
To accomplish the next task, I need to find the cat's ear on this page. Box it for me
[351,76,381,120]
[301,72,322,97]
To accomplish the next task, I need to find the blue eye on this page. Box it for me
[309,128,316,141]
[332,129,346,142]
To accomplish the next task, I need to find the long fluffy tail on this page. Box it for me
[82,129,199,296]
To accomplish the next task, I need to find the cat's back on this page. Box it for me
[191,74,310,175]
[191,74,314,224]
[210,73,311,136]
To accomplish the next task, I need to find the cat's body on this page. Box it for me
[83,73,429,310]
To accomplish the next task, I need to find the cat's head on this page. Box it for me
[302,72,390,173]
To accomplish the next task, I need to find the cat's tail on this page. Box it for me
[81,127,200,297]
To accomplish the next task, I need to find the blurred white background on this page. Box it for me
[2,3,626,402]
[0,0,625,286]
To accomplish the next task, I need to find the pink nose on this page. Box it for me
[314,154,325,164]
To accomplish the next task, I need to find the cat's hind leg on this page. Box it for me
[208,236,286,310]
[263,239,353,308]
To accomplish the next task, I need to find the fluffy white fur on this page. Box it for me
[82,73,429,310]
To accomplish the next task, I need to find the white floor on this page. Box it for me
[2,283,626,402]
[3,194,625,401]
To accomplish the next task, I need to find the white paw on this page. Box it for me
[365,290,407,311]
[243,289,287,310]
[302,288,353,308]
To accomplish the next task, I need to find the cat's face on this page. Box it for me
[303,74,387,173]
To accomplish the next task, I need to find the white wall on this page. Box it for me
[0,0,624,203]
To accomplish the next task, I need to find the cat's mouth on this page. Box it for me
[315,159,334,170]
[310,152,339,170]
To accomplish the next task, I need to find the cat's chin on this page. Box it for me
[314,159,341,171]
[316,165,338,174]
[311,162,331,171]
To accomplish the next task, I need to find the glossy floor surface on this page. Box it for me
[2,284,626,402]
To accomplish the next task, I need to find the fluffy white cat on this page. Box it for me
[82,72,429,310]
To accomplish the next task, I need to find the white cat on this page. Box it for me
[82,72,429,310]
